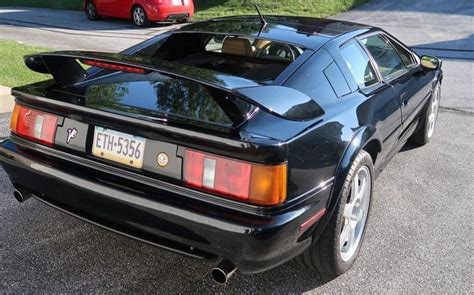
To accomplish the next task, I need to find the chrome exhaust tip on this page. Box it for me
[211,260,237,284]
[13,187,32,203]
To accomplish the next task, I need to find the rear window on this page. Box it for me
[136,33,306,82]
[83,73,252,128]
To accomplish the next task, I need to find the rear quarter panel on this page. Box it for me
[281,35,403,208]
[282,47,360,199]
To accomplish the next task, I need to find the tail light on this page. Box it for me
[184,149,287,206]
[10,104,59,147]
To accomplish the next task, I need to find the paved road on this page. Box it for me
[0,0,473,293]
[0,7,179,51]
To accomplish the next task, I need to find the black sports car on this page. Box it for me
[0,15,442,283]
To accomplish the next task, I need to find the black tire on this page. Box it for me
[410,83,441,146]
[295,150,374,277]
[177,17,190,24]
[132,6,150,27]
[85,1,100,21]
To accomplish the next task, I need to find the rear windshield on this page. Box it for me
[81,72,253,128]
[135,33,306,82]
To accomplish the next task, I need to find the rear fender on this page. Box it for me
[310,126,380,240]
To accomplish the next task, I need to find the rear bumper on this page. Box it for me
[0,138,332,274]
[145,4,194,21]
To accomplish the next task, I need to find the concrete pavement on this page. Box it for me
[0,7,177,136]
[336,0,474,60]
[0,7,179,51]
[0,1,473,293]
[0,86,13,139]
[0,86,13,113]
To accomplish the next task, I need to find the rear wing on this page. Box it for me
[24,51,323,121]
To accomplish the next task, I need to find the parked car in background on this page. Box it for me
[84,0,194,26]
[0,16,442,283]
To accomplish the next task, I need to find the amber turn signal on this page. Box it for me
[249,163,287,206]
[184,149,287,206]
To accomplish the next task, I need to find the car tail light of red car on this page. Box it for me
[10,104,59,147]
[184,149,287,206]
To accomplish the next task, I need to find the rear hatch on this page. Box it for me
[9,51,324,206]
[49,71,255,133]
[20,51,323,132]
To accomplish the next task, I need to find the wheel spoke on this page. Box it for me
[343,203,353,219]
[347,224,356,248]
[358,208,364,223]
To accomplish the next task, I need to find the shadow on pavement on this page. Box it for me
[411,34,474,61]
[354,0,474,16]
[0,191,333,293]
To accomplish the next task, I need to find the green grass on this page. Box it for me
[0,40,50,88]
[193,0,367,20]
[0,0,367,20]
[0,0,367,87]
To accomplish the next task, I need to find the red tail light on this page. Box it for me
[10,104,59,147]
[81,59,146,74]
[184,149,287,206]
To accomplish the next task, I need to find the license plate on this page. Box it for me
[172,0,183,5]
[92,127,146,169]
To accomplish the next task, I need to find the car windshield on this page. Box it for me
[135,33,306,82]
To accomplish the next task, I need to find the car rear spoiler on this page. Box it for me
[24,51,324,121]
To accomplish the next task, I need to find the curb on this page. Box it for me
[0,85,14,114]
[0,85,13,140]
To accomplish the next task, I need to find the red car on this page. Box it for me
[84,0,194,27]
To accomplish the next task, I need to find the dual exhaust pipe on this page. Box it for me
[12,186,237,284]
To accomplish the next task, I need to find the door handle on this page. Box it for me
[400,93,408,106]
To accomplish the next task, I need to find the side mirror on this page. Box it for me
[420,55,441,70]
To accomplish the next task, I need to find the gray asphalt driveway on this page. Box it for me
[0,0,473,293]
[0,7,179,51]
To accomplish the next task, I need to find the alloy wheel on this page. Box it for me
[427,86,440,138]
[340,165,371,261]
[133,7,145,26]
[87,2,97,18]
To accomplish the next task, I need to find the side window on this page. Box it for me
[284,50,342,104]
[340,41,379,89]
[324,62,351,97]
[205,35,225,52]
[360,34,406,79]
[387,37,417,67]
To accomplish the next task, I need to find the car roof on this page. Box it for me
[175,15,371,50]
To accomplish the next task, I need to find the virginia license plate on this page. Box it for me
[92,127,146,169]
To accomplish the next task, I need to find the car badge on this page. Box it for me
[66,128,78,144]
[157,152,169,167]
